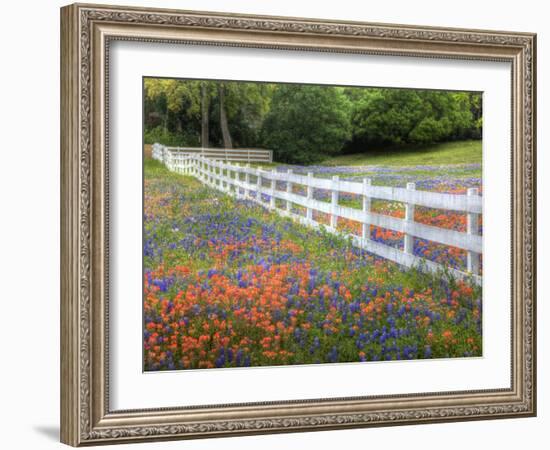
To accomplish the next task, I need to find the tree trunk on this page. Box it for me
[218,84,233,149]
[163,107,168,134]
[200,83,209,148]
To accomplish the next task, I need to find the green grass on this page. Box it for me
[147,140,481,169]
[320,140,482,167]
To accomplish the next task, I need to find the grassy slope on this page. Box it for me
[146,141,482,168]
[145,139,483,184]
[321,140,482,167]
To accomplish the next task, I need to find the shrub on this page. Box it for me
[144,126,200,147]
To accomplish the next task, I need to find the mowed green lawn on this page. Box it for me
[321,140,482,167]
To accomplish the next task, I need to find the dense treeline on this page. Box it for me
[144,78,482,164]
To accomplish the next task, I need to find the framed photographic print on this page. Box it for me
[60,3,537,446]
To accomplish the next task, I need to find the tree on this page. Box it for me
[468,92,483,139]
[143,78,482,157]
[262,85,352,163]
[349,88,478,149]
[143,78,202,146]
[210,82,273,149]
[218,83,233,149]
[200,82,210,148]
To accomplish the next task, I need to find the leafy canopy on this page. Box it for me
[143,78,482,164]
[262,85,352,163]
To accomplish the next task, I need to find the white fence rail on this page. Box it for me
[153,143,273,163]
[153,143,482,285]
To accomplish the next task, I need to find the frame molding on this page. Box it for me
[60,3,536,446]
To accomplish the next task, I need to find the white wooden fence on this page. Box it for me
[153,143,482,285]
[153,143,273,163]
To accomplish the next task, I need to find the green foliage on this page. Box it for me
[144,78,272,149]
[144,78,202,116]
[349,89,479,149]
[143,126,199,147]
[261,85,352,163]
[143,77,482,164]
[211,82,273,148]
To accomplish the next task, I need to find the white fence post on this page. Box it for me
[235,163,241,198]
[404,182,416,254]
[244,164,250,198]
[362,178,372,244]
[166,150,172,171]
[233,163,238,196]
[306,172,313,222]
[223,162,227,191]
[467,187,480,274]
[227,164,232,193]
[331,176,339,229]
[256,169,263,202]
[270,170,276,209]
[286,169,293,213]
[197,156,201,180]
[208,159,218,187]
[211,160,216,186]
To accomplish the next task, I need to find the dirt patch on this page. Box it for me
[144,144,152,159]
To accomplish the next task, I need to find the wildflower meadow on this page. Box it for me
[143,158,483,371]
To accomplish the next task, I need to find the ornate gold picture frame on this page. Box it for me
[60,3,536,446]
